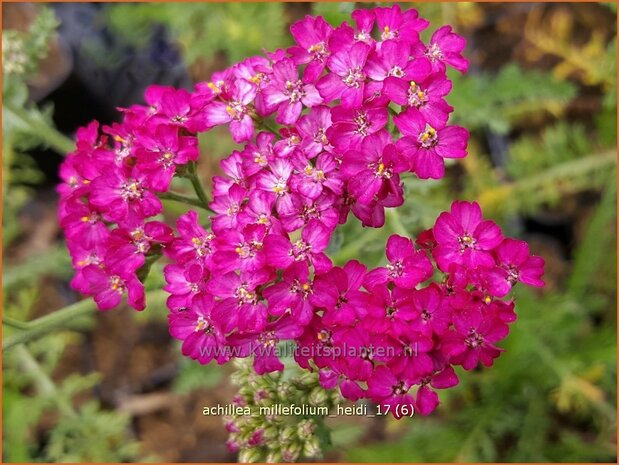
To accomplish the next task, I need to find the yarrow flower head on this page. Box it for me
[58,5,544,422]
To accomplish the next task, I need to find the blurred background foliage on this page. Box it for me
[2,2,616,463]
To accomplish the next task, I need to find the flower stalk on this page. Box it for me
[2,289,167,351]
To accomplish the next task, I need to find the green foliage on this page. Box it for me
[568,171,617,310]
[2,6,72,155]
[2,6,73,249]
[46,399,142,462]
[3,294,145,463]
[3,245,73,290]
[476,150,616,219]
[312,2,355,27]
[172,355,223,394]
[107,3,288,65]
[2,7,58,82]
[506,122,591,179]
[449,64,577,134]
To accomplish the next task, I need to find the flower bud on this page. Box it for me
[238,447,263,463]
[279,426,297,443]
[226,438,240,453]
[303,436,322,458]
[308,386,329,406]
[265,450,282,463]
[277,381,292,398]
[262,425,279,441]
[281,441,302,462]
[297,419,315,440]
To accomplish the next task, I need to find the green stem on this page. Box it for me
[4,104,75,155]
[3,299,97,351]
[158,191,210,211]
[2,289,167,351]
[187,162,212,210]
[14,344,77,417]
[2,315,31,330]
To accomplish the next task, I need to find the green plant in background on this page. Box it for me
[2,7,73,247]
[106,3,289,66]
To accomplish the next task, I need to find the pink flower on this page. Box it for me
[82,265,145,311]
[395,108,468,179]
[238,190,281,233]
[367,366,415,419]
[214,150,248,196]
[228,316,304,374]
[319,365,366,401]
[105,220,172,273]
[365,40,413,83]
[278,192,339,233]
[328,101,388,152]
[351,9,376,44]
[156,87,210,132]
[329,12,376,55]
[67,241,106,294]
[413,25,469,74]
[136,124,198,191]
[274,127,302,158]
[432,201,504,271]
[409,284,451,336]
[60,198,109,249]
[373,5,428,43]
[290,152,342,200]
[264,219,333,273]
[166,211,216,268]
[89,166,162,223]
[495,238,545,287]
[364,284,417,334]
[317,42,371,109]
[58,154,98,198]
[341,131,407,206]
[213,224,269,274]
[383,64,453,128]
[233,55,274,116]
[203,80,257,143]
[409,366,459,416]
[210,184,248,233]
[294,317,337,370]
[296,106,333,157]
[163,262,208,311]
[262,58,322,124]
[312,260,368,327]
[262,261,316,324]
[387,329,435,377]
[240,132,276,176]
[256,158,294,212]
[288,16,334,83]
[333,326,396,381]
[364,234,433,289]
[207,269,272,333]
[168,293,229,365]
[442,309,508,370]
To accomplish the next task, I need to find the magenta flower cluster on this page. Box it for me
[58,5,544,418]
